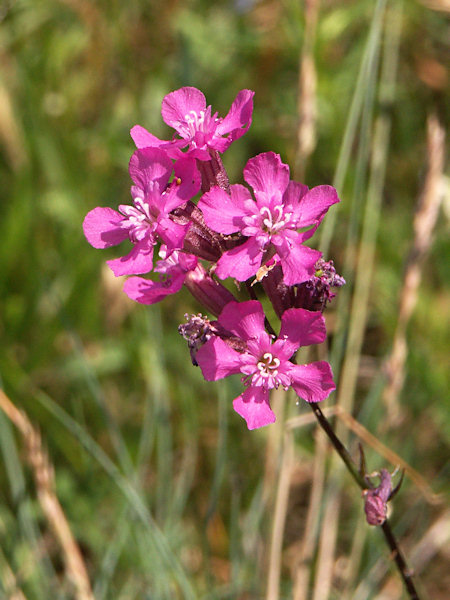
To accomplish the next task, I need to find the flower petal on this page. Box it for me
[156,217,188,250]
[107,240,154,276]
[130,125,165,149]
[83,207,128,249]
[215,89,254,143]
[123,272,185,305]
[288,361,335,403]
[280,308,327,346]
[274,308,327,358]
[129,148,173,194]
[196,337,242,381]
[232,387,276,430]
[244,152,290,197]
[198,184,252,234]
[217,300,265,341]
[171,157,201,204]
[171,250,198,273]
[215,238,263,281]
[293,185,340,231]
[161,87,206,134]
[273,231,321,286]
[282,180,309,212]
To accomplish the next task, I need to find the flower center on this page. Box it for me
[258,352,280,375]
[259,205,291,234]
[184,109,208,135]
[250,351,283,389]
[119,197,155,243]
[182,107,220,147]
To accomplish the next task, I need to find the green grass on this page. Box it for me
[0,0,449,598]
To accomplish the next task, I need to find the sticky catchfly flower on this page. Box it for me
[196,300,335,429]
[198,152,340,286]
[130,87,255,161]
[83,148,200,276]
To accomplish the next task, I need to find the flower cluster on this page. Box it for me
[83,87,344,430]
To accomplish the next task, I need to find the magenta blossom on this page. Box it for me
[124,247,198,305]
[196,300,335,430]
[130,87,254,161]
[83,148,200,276]
[198,152,340,286]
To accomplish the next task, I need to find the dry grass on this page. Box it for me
[383,113,446,425]
[0,390,94,600]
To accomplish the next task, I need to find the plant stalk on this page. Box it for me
[309,402,422,600]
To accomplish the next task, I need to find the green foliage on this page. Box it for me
[0,0,448,598]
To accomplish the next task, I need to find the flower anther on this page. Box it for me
[119,198,155,243]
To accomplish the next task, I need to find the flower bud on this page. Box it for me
[262,259,345,317]
[178,314,215,366]
[363,469,392,526]
[184,263,236,317]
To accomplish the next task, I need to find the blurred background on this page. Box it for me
[0,0,448,598]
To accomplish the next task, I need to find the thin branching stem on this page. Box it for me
[380,521,421,600]
[308,402,422,600]
[308,403,366,488]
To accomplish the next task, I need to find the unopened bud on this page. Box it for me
[296,259,346,312]
[363,469,392,526]
[178,314,215,366]
[184,263,236,317]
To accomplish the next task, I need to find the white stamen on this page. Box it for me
[119,197,154,243]
[256,352,281,380]
[259,204,290,234]
[262,352,280,368]
[184,110,207,134]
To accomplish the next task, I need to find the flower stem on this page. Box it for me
[308,403,366,488]
[197,151,231,193]
[308,402,422,600]
[380,520,421,600]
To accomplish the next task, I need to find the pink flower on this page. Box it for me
[130,87,255,161]
[123,247,198,305]
[83,148,200,276]
[196,300,335,430]
[198,152,340,286]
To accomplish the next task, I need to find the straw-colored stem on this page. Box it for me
[319,0,388,257]
[354,508,449,599]
[260,387,287,590]
[341,512,368,599]
[0,544,28,600]
[292,427,327,600]
[266,430,294,600]
[0,80,28,170]
[313,5,402,598]
[0,389,94,600]
[383,112,446,424]
[262,389,286,512]
[295,0,320,181]
[309,403,422,600]
[335,406,440,505]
